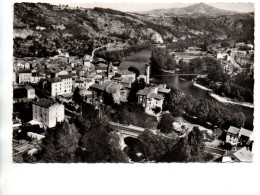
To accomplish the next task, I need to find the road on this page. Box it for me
[205,146,227,155]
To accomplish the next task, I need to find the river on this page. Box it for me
[118,47,254,130]
[154,75,254,130]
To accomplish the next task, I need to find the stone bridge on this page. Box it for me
[109,122,148,138]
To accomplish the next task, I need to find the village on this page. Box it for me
[12,37,254,163]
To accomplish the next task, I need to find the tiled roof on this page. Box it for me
[239,128,253,138]
[136,87,152,96]
[59,75,72,79]
[90,82,111,91]
[33,99,55,108]
[19,70,31,73]
[233,147,253,162]
[121,77,134,84]
[148,93,164,100]
[158,88,171,93]
[227,126,240,135]
[47,77,61,83]
[106,82,123,93]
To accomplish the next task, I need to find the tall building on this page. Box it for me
[32,99,64,128]
[45,75,72,97]
[145,64,150,84]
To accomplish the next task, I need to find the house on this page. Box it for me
[32,99,64,128]
[18,70,32,84]
[137,87,164,116]
[226,126,240,145]
[89,82,111,96]
[55,70,69,77]
[225,126,254,146]
[105,82,127,103]
[239,127,254,146]
[31,72,45,84]
[25,86,36,99]
[45,75,72,97]
[74,80,85,89]
[24,62,32,69]
[111,77,134,89]
[115,70,136,81]
[79,89,94,104]
[232,147,253,162]
[83,54,92,70]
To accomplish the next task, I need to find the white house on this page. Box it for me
[31,72,45,84]
[32,99,65,128]
[226,126,240,145]
[137,87,164,116]
[226,126,254,146]
[18,70,32,84]
[46,75,73,97]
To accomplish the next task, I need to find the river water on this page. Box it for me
[118,47,254,130]
[154,75,254,130]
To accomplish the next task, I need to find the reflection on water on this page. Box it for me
[155,75,254,129]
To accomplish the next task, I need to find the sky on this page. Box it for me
[53,2,254,13]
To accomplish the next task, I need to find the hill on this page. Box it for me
[13,3,254,59]
[138,3,237,16]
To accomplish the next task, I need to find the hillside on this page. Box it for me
[13,3,254,59]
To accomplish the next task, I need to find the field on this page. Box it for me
[119,48,152,74]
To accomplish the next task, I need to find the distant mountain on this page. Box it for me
[138,3,237,16]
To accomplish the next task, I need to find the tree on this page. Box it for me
[138,130,176,162]
[231,112,246,128]
[162,137,191,162]
[128,66,140,77]
[39,121,80,163]
[157,113,175,134]
[103,91,114,106]
[73,87,83,105]
[187,126,205,161]
[77,123,128,162]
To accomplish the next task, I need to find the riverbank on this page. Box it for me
[193,81,254,108]
[210,93,254,109]
[192,82,212,91]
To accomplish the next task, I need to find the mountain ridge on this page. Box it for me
[137,3,238,16]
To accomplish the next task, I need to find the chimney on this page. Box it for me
[145,64,150,84]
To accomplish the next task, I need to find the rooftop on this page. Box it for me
[90,82,111,91]
[148,93,164,100]
[117,70,135,76]
[59,75,72,79]
[33,99,55,108]
[137,87,153,96]
[233,147,253,162]
[106,82,123,94]
[158,88,171,93]
[239,127,253,139]
[227,126,240,135]
[19,70,31,73]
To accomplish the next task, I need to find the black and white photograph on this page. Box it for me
[2,0,260,194]
[10,1,255,163]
